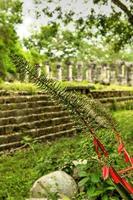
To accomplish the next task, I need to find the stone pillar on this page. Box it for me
[91,62,96,83]
[96,65,102,83]
[123,63,128,85]
[101,63,107,84]
[117,61,125,85]
[24,71,29,82]
[49,66,52,79]
[100,63,110,84]
[106,65,110,84]
[85,63,92,82]
[45,62,51,78]
[67,62,73,81]
[110,63,117,84]
[127,63,133,86]
[76,62,83,82]
[56,63,62,81]
[121,62,127,85]
[35,64,41,78]
[16,73,20,81]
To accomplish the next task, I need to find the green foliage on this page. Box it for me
[0,82,39,93]
[113,110,133,152]
[0,135,81,199]
[32,0,133,51]
[109,100,133,111]
[22,65,133,199]
[0,0,23,79]
[10,49,29,81]
[0,110,132,199]
[61,81,133,91]
[23,23,133,65]
[77,165,117,199]
[23,1,133,64]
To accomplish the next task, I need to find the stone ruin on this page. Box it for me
[21,61,133,86]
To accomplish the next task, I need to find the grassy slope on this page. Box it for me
[0,81,133,92]
[61,81,133,91]
[0,82,39,93]
[0,135,84,199]
[112,110,133,153]
[0,82,132,199]
[0,110,132,199]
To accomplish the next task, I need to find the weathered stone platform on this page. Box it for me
[0,91,76,151]
[0,89,133,151]
[66,87,133,107]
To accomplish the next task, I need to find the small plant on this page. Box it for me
[76,162,119,199]
[21,135,37,155]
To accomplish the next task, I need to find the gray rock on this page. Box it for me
[30,171,78,199]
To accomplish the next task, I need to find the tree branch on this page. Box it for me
[112,0,133,25]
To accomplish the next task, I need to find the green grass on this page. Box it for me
[0,135,85,200]
[112,110,133,153]
[0,81,39,93]
[1,81,133,93]
[61,81,133,91]
[94,83,133,91]
[0,110,132,199]
[61,80,90,87]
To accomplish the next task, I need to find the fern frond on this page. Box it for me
[20,65,133,199]
[22,65,118,135]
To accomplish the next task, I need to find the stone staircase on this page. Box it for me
[90,90,133,110]
[66,86,133,104]
[0,91,76,151]
[66,86,133,110]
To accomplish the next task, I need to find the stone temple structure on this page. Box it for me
[22,61,133,86]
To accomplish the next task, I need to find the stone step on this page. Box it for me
[25,122,75,138]
[0,141,21,151]
[99,96,133,103]
[0,92,76,152]
[91,91,133,99]
[0,105,64,118]
[35,128,76,141]
[0,94,51,104]
[0,116,72,135]
[0,111,69,126]
[0,100,57,111]
[0,90,46,96]
[0,124,76,151]
[0,132,22,144]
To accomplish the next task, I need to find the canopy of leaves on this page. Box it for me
[0,0,23,79]
[32,0,133,51]
[23,23,133,65]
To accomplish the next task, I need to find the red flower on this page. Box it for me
[118,143,133,166]
[93,137,101,158]
[122,178,133,194]
[93,137,108,158]
[109,167,133,194]
[109,167,121,184]
[102,166,109,180]
[123,148,133,166]
[118,143,124,154]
